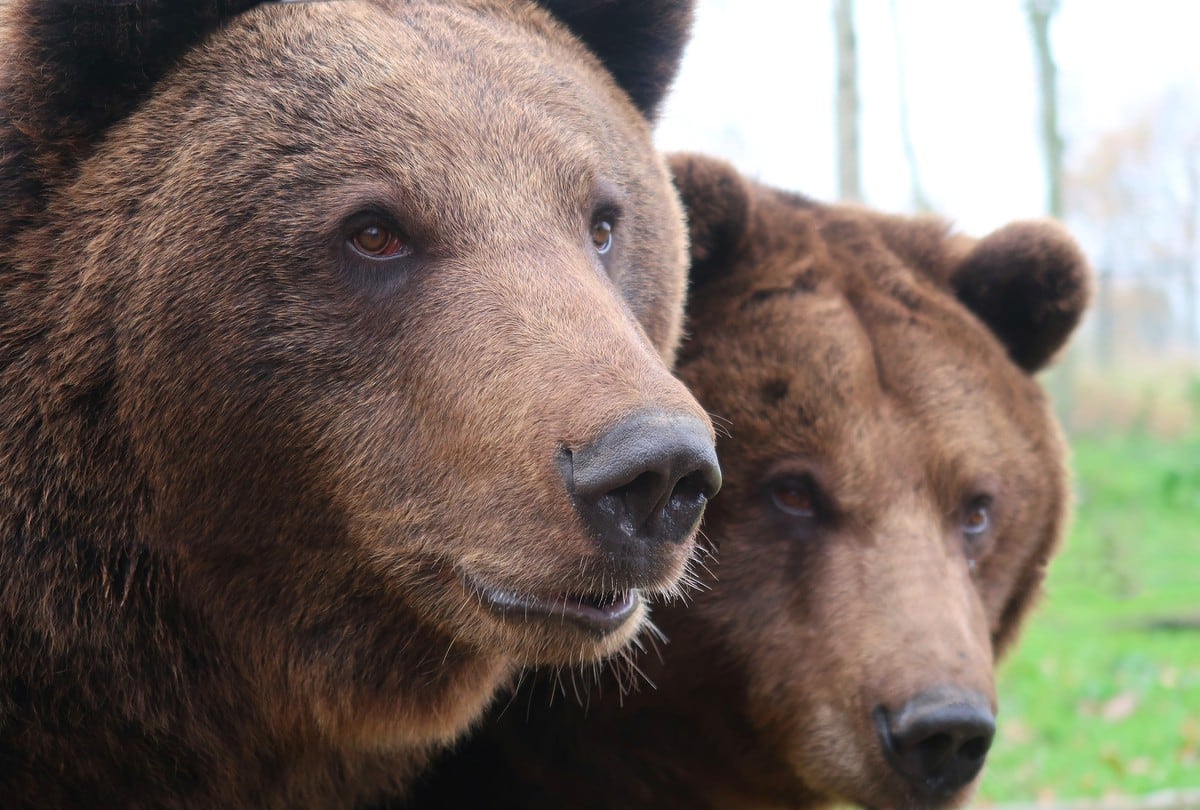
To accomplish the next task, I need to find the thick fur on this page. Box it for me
[0,0,264,244]
[406,154,1091,809]
[0,1,707,806]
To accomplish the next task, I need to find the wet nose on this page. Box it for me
[876,688,995,796]
[564,409,721,556]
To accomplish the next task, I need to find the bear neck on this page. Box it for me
[412,631,823,809]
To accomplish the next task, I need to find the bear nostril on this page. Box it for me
[673,469,711,503]
[876,688,995,797]
[915,732,954,773]
[658,468,717,535]
[959,735,991,763]
[565,409,721,563]
[614,470,668,530]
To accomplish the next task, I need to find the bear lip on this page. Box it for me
[466,578,641,637]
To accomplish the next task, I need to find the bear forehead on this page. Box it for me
[244,3,621,129]
[693,197,1042,419]
[69,0,664,254]
[154,2,642,185]
[685,247,1051,498]
[696,266,1014,410]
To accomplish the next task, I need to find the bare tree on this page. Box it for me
[1024,0,1080,428]
[1067,93,1200,363]
[834,0,862,202]
[1027,0,1063,218]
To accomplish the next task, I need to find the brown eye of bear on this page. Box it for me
[771,480,816,518]
[350,224,409,259]
[963,501,991,536]
[591,219,613,254]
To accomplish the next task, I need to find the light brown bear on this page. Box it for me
[405,153,1091,810]
[0,2,721,806]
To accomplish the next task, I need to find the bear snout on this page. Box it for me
[874,686,996,801]
[562,408,721,576]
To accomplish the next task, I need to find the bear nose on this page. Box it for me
[564,409,721,556]
[875,688,995,796]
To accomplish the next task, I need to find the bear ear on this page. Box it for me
[949,221,1092,373]
[0,0,267,226]
[534,0,695,119]
[667,153,753,290]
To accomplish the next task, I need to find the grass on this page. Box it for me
[975,428,1200,804]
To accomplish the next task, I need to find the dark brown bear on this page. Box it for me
[0,2,722,806]
[406,153,1091,810]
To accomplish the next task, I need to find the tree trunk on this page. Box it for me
[1027,0,1063,217]
[1027,0,1076,426]
[834,0,862,202]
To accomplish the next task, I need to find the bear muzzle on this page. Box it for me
[461,408,720,639]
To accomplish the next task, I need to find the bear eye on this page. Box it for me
[962,497,991,537]
[591,218,614,254]
[349,224,411,259]
[769,476,818,519]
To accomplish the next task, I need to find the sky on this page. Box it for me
[654,0,1200,238]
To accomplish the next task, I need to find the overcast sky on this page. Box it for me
[655,0,1200,237]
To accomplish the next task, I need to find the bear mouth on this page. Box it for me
[467,579,641,637]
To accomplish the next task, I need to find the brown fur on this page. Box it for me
[406,154,1091,810]
[0,2,709,806]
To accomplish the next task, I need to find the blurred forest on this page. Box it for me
[837,0,1200,436]
[1062,81,1200,438]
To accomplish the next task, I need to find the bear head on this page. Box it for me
[661,153,1090,809]
[0,1,717,803]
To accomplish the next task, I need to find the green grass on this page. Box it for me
[976,430,1200,803]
